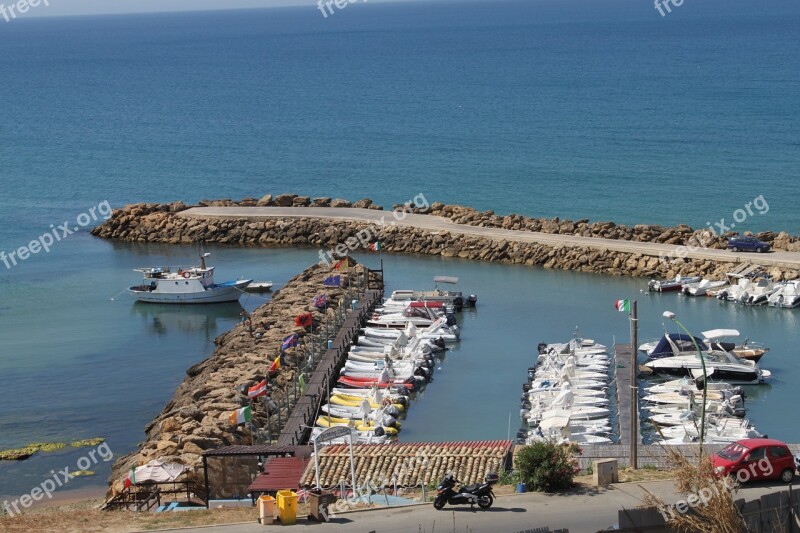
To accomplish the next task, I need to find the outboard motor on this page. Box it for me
[374,426,386,437]
[453,296,464,311]
[466,295,477,308]
[516,428,528,441]
[414,367,432,382]
[432,337,447,352]
[537,342,548,355]
[384,405,401,418]
[521,400,532,410]
[445,313,457,327]
[522,383,532,393]
[381,414,399,428]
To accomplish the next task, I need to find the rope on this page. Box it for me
[109,288,130,301]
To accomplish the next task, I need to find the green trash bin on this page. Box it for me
[276,490,299,525]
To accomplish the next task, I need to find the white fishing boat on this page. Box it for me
[768,280,800,308]
[128,253,251,304]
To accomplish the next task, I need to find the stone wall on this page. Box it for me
[91,197,800,281]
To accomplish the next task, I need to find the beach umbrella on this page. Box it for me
[132,459,189,483]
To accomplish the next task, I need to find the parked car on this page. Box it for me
[727,236,771,253]
[711,438,794,483]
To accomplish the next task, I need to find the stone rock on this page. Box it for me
[256,194,273,207]
[331,198,352,208]
[274,194,296,207]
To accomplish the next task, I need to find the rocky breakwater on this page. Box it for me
[91,195,800,281]
[107,261,369,497]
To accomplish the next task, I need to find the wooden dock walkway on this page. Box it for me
[614,343,640,450]
[277,289,383,446]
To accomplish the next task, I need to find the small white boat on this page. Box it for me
[682,279,728,297]
[383,276,477,311]
[648,275,701,293]
[768,280,800,308]
[244,281,273,292]
[128,253,251,304]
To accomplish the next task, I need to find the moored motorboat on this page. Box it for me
[768,280,800,308]
[648,275,701,293]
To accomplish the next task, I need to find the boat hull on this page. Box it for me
[129,281,250,304]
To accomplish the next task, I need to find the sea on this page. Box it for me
[1,0,799,500]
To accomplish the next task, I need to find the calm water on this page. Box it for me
[1,0,799,498]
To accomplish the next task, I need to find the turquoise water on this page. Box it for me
[1,0,799,499]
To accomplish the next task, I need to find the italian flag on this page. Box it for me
[615,299,630,312]
[369,241,382,251]
[124,465,136,488]
[229,405,252,425]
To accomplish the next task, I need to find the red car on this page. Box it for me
[711,438,795,483]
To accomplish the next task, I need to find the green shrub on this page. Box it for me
[515,442,580,492]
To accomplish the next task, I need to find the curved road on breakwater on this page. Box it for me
[179,207,800,270]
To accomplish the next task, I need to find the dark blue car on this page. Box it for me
[727,236,771,253]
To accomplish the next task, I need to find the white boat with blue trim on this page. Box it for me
[128,253,251,304]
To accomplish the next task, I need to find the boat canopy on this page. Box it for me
[650,333,708,357]
[701,329,740,340]
[433,276,459,284]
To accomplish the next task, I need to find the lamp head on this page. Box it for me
[663,311,676,320]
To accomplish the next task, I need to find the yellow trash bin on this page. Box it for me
[258,495,275,525]
[276,490,299,525]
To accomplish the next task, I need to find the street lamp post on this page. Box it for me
[663,311,707,455]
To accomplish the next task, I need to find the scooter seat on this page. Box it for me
[461,483,481,493]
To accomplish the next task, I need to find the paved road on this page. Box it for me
[179,207,800,270]
[172,480,791,533]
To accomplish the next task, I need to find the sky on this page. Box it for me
[13,0,412,18]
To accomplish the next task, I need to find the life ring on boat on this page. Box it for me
[183,272,192,279]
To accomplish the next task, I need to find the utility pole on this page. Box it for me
[630,300,638,470]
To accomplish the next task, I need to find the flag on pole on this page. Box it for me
[295,312,313,328]
[323,275,341,287]
[228,405,252,425]
[333,258,350,272]
[369,241,382,252]
[312,294,328,309]
[614,299,630,312]
[281,333,299,351]
[248,379,268,399]
[124,465,136,488]
[269,352,285,373]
